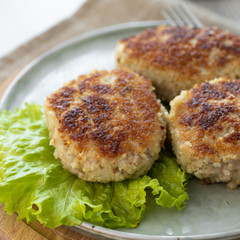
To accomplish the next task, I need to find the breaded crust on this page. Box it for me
[116,26,240,101]
[44,69,167,182]
[167,78,240,188]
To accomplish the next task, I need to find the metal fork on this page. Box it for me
[162,2,203,28]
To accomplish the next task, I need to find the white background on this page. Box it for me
[0,0,86,58]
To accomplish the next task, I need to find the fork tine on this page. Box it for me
[162,2,203,28]
[161,10,177,26]
[172,5,195,27]
[179,2,204,28]
[164,8,185,27]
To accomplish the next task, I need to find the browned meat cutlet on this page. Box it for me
[116,26,240,102]
[167,77,240,189]
[44,69,167,182]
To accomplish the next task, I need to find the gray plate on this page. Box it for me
[1,21,240,240]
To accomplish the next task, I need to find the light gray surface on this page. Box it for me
[1,22,240,240]
[189,0,240,22]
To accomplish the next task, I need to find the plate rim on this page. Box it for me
[1,20,240,240]
[73,221,240,240]
[0,20,167,109]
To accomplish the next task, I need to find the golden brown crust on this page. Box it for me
[171,78,240,157]
[45,69,163,158]
[119,26,240,79]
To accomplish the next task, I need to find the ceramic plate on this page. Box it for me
[1,21,240,240]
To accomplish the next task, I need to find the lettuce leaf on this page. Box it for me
[0,104,188,229]
[149,151,189,210]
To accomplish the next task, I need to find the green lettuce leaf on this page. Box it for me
[149,151,189,210]
[0,104,188,229]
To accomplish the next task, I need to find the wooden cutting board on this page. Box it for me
[0,71,93,240]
